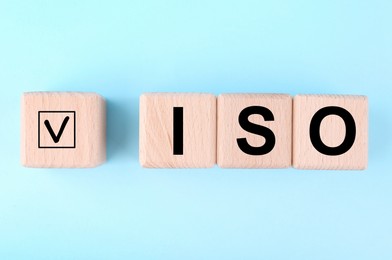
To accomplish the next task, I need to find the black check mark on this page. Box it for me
[44,116,70,143]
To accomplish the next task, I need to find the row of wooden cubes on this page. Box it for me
[21,92,368,169]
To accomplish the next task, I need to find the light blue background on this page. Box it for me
[1,0,391,259]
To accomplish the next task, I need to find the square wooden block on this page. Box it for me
[21,92,106,168]
[217,94,292,168]
[139,93,216,168]
[293,95,368,170]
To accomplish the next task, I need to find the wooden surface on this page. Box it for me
[139,93,216,168]
[21,92,106,168]
[217,94,292,168]
[293,95,368,170]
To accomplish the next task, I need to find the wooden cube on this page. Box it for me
[293,95,368,170]
[139,93,216,168]
[217,94,292,168]
[21,92,106,168]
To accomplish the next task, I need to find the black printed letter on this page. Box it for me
[309,106,356,156]
[237,106,276,155]
[173,107,183,155]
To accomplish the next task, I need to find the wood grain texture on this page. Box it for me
[21,92,106,168]
[139,93,216,168]
[293,95,368,170]
[217,94,292,168]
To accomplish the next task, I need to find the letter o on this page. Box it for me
[309,106,356,156]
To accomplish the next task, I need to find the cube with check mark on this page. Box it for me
[21,92,106,168]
